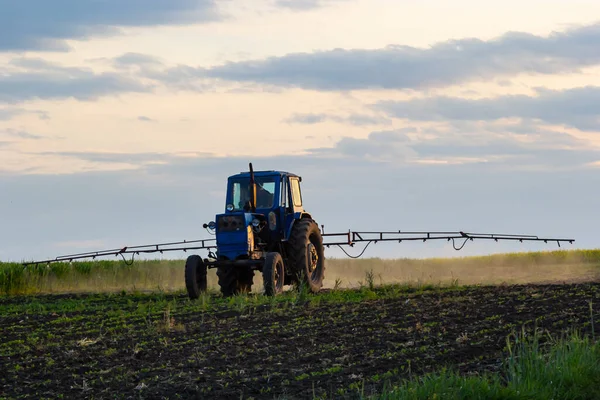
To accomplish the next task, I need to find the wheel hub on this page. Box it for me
[275,263,281,284]
[307,243,318,273]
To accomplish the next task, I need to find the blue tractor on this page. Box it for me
[184,163,325,298]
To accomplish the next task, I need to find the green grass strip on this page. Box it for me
[365,330,600,400]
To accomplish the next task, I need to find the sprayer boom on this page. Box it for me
[322,230,574,248]
[22,229,574,267]
[22,238,217,266]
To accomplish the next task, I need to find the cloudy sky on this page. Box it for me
[1,0,599,263]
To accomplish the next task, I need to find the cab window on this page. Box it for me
[290,178,302,207]
[281,177,289,208]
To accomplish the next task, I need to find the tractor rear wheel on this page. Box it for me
[185,255,207,299]
[287,218,325,293]
[263,252,284,296]
[216,265,254,297]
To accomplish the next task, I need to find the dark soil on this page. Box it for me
[1,282,599,399]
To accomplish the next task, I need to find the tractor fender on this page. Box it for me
[284,212,313,241]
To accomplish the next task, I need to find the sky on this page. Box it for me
[1,0,599,263]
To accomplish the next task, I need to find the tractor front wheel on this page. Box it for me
[263,252,284,296]
[287,218,325,293]
[217,265,254,297]
[185,255,207,299]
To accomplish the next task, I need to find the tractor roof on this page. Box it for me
[229,170,299,179]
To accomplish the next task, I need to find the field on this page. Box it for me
[1,250,600,399]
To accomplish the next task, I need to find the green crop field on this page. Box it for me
[1,249,599,399]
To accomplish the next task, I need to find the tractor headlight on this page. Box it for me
[226,204,234,212]
[252,218,260,228]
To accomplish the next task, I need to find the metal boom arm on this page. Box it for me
[321,230,574,257]
[22,238,217,266]
[323,230,574,247]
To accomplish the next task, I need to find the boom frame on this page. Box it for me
[21,230,575,267]
[322,230,574,247]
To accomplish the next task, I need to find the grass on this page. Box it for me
[2,248,599,296]
[0,259,187,295]
[362,329,600,400]
[335,248,600,288]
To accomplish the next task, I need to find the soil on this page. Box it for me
[1,282,599,399]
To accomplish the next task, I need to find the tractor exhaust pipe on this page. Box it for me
[249,162,257,213]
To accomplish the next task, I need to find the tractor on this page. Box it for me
[184,163,324,298]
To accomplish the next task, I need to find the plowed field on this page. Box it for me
[2,282,599,399]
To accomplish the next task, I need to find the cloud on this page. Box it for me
[309,129,417,162]
[286,113,326,124]
[1,55,220,103]
[138,116,157,123]
[17,115,600,176]
[100,55,213,92]
[0,129,44,140]
[28,118,598,175]
[141,65,214,92]
[413,128,600,168]
[284,112,392,126]
[112,53,165,69]
[375,86,600,131]
[0,108,22,120]
[0,0,222,52]
[25,151,216,169]
[0,107,49,121]
[204,22,600,90]
[307,123,600,168]
[32,151,179,165]
[274,0,347,10]
[1,57,151,103]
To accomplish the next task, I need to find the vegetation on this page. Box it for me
[2,248,599,295]
[1,278,598,398]
[367,330,600,400]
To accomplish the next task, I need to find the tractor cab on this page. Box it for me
[224,170,304,215]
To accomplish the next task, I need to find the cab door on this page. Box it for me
[289,177,304,214]
[282,176,305,240]
[278,176,291,237]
